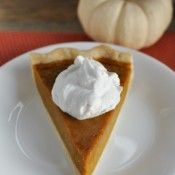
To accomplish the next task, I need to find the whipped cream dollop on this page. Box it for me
[52,55,122,120]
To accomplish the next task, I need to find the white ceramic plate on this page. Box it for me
[0,42,175,175]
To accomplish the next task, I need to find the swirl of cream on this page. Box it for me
[52,55,122,120]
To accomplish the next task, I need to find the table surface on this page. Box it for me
[0,0,175,32]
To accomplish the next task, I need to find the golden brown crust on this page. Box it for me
[30,45,133,65]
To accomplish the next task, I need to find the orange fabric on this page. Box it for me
[142,32,175,71]
[0,32,174,70]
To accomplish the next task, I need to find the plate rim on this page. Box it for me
[0,41,174,77]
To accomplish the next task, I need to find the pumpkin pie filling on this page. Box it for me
[31,45,133,175]
[33,58,130,92]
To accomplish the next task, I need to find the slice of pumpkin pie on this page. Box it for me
[30,45,133,175]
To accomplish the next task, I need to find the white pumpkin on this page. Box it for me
[78,0,173,49]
